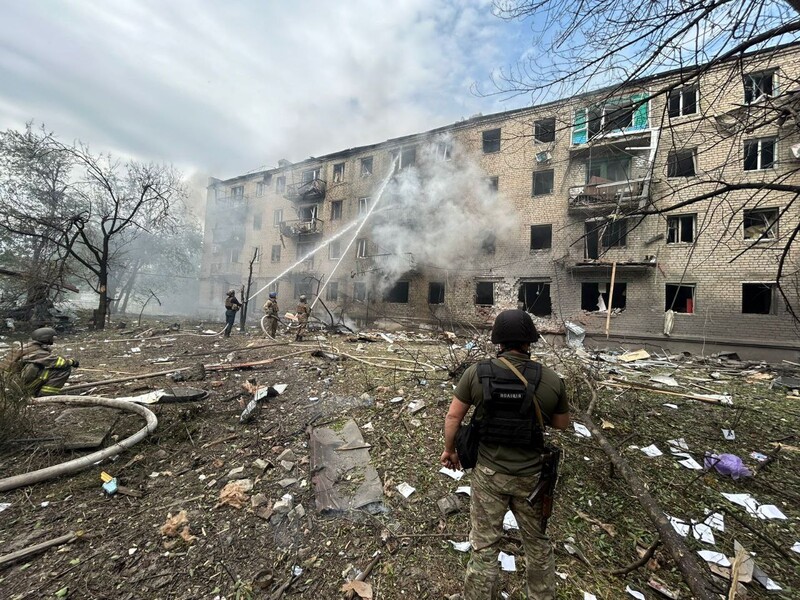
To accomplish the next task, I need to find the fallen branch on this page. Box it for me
[609,535,661,576]
[601,380,732,406]
[344,552,381,600]
[0,531,81,568]
[202,433,238,449]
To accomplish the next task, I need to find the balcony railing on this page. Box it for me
[279,218,324,238]
[284,178,326,202]
[568,177,650,212]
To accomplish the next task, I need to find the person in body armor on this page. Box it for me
[441,310,570,600]
[263,292,279,338]
[223,289,242,338]
[294,295,310,341]
[3,327,79,396]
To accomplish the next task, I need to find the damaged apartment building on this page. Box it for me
[199,42,800,357]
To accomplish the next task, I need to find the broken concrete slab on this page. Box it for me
[53,407,120,450]
[309,418,384,514]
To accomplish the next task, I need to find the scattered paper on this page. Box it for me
[791,541,800,554]
[663,403,679,409]
[704,511,724,532]
[697,550,731,567]
[625,585,645,600]
[752,565,781,590]
[502,511,519,531]
[396,482,416,498]
[640,444,663,457]
[497,551,516,572]
[722,429,736,440]
[573,422,591,438]
[722,492,761,517]
[650,375,679,387]
[455,486,472,496]
[691,521,715,544]
[389,396,404,403]
[678,457,703,470]
[619,349,650,362]
[667,515,690,537]
[667,438,689,450]
[750,451,768,462]
[439,467,465,481]
[449,540,471,552]
[0,503,10,512]
[756,504,787,520]
[583,593,598,600]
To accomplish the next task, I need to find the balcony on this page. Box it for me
[284,178,326,202]
[568,177,650,213]
[279,218,324,239]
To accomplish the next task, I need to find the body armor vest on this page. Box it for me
[476,359,544,449]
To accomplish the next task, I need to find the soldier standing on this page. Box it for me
[295,294,310,341]
[263,291,279,338]
[223,289,242,338]
[441,310,570,600]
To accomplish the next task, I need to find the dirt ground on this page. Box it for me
[0,316,798,600]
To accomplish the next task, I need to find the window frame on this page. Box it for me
[332,162,345,183]
[530,224,553,250]
[743,208,779,241]
[270,244,281,263]
[482,128,501,154]
[326,281,339,301]
[252,246,261,263]
[742,282,775,314]
[743,70,775,104]
[437,142,452,161]
[353,281,367,302]
[330,200,342,221]
[667,86,698,118]
[273,209,283,227]
[428,281,445,305]
[328,240,341,260]
[356,238,368,258]
[666,214,696,244]
[231,185,244,198]
[360,156,373,177]
[475,281,495,306]
[487,176,499,192]
[532,170,555,196]
[743,138,776,171]
[301,168,321,184]
[256,182,266,197]
[667,148,697,178]
[665,283,695,314]
[383,281,410,303]
[602,219,628,247]
[358,197,370,216]
[276,176,286,193]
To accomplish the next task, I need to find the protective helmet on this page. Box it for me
[299,295,307,301]
[490,309,539,345]
[269,292,277,298]
[32,327,57,345]
[227,289,236,296]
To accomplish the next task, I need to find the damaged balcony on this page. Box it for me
[568,177,651,213]
[284,178,326,202]
[279,218,324,239]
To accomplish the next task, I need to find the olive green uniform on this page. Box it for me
[295,302,309,341]
[263,299,279,337]
[454,351,568,600]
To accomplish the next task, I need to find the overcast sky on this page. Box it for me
[0,1,529,188]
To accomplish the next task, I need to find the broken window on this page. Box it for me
[668,86,698,118]
[534,118,556,143]
[667,214,696,243]
[482,128,501,153]
[743,208,778,240]
[532,170,554,196]
[326,282,339,301]
[602,219,628,247]
[487,176,499,192]
[392,146,416,171]
[331,200,342,220]
[301,168,320,184]
[297,242,314,267]
[437,142,452,161]
[230,248,240,263]
[295,281,312,298]
[252,247,261,263]
[586,156,630,183]
[581,282,627,311]
[353,282,367,302]
[299,205,318,222]
[253,213,262,230]
[329,240,341,260]
[475,281,495,305]
[480,230,496,255]
[356,238,368,258]
[384,281,409,303]
[358,197,370,216]
[518,282,552,316]
[273,209,283,226]
[231,185,244,198]
[530,225,553,250]
[271,244,281,262]
[744,71,775,104]
[667,149,697,177]
[665,284,695,313]
[276,176,286,193]
[256,182,266,197]
[333,163,345,182]
[360,156,373,177]
[572,94,647,144]
[584,221,601,259]
[744,138,776,171]
[742,283,774,314]
[428,282,445,304]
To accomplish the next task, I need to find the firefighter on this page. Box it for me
[263,291,279,338]
[295,295,310,341]
[14,327,79,396]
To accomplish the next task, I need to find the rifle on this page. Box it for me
[526,446,561,533]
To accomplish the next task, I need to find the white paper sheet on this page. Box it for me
[704,511,725,532]
[663,403,679,409]
[455,486,471,496]
[697,550,731,567]
[721,492,761,517]
[667,438,689,450]
[497,551,516,571]
[753,565,782,590]
[0,503,10,512]
[396,482,416,498]
[722,429,736,440]
[756,504,787,520]
[641,444,663,457]
[573,422,592,437]
[502,511,519,530]
[583,593,598,600]
[449,540,471,552]
[691,521,715,544]
[439,467,465,481]
[625,585,645,600]
[678,457,703,470]
[667,515,690,537]
[791,541,800,554]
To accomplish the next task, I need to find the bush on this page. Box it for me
[0,371,32,445]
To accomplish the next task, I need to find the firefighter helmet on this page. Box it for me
[299,295,307,302]
[32,327,57,345]
[269,292,277,299]
[490,310,539,345]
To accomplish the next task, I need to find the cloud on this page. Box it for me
[0,0,519,179]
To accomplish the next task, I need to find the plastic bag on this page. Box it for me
[704,453,752,479]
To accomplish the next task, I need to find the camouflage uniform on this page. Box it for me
[295,299,310,341]
[17,341,76,396]
[454,350,568,600]
[263,298,279,337]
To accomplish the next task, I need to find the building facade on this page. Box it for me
[199,43,800,354]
